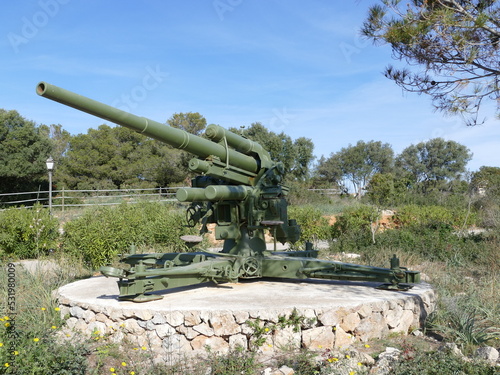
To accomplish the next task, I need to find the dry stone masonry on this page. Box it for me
[56,276,435,360]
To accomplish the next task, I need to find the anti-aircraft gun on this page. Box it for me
[37,82,420,302]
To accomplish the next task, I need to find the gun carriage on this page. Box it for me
[37,82,420,302]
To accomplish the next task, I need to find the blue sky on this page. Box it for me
[1,0,499,172]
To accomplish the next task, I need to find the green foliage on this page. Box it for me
[231,122,315,181]
[0,205,59,259]
[288,205,330,245]
[391,349,496,375]
[205,346,259,375]
[0,109,52,200]
[318,140,394,196]
[393,204,476,229]
[62,202,194,268]
[362,0,500,125]
[57,124,188,190]
[0,259,91,374]
[395,138,472,189]
[330,205,380,251]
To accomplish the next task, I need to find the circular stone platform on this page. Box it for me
[56,276,435,358]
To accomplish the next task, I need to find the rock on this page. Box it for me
[193,322,214,337]
[354,313,388,341]
[165,311,184,327]
[278,365,295,375]
[475,346,499,363]
[333,325,354,348]
[184,311,202,326]
[229,334,248,350]
[438,343,464,358]
[340,311,361,332]
[69,305,85,319]
[151,313,167,325]
[155,323,176,339]
[191,335,229,353]
[210,311,240,335]
[273,326,301,350]
[302,326,335,350]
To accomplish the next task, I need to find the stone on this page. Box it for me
[475,346,499,363]
[193,322,214,337]
[302,326,335,350]
[163,333,192,353]
[333,325,354,348]
[184,311,201,326]
[278,365,295,375]
[69,305,85,319]
[210,311,240,336]
[133,309,153,321]
[191,335,229,353]
[95,313,108,323]
[155,323,176,339]
[384,305,403,329]
[122,319,144,335]
[88,321,107,336]
[165,311,184,327]
[229,334,248,350]
[439,343,464,358]
[318,309,343,326]
[354,313,387,341]
[233,310,250,324]
[300,309,317,329]
[65,317,78,329]
[340,312,361,332]
[151,313,167,325]
[391,309,415,333]
[273,326,301,351]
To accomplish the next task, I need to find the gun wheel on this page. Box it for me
[241,257,260,277]
[186,206,198,227]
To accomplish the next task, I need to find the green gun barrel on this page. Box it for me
[36,82,259,174]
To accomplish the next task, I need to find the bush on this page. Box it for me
[392,204,476,229]
[329,204,379,252]
[391,350,496,375]
[0,204,59,259]
[62,202,196,268]
[288,205,330,246]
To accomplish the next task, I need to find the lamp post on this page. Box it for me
[46,157,54,214]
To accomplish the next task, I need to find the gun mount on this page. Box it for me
[37,82,420,302]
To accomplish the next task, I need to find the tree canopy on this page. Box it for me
[362,0,500,125]
[395,138,472,189]
[317,140,394,196]
[230,122,315,181]
[0,109,52,196]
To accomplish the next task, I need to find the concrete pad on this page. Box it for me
[57,275,434,314]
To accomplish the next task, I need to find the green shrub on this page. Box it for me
[0,204,59,259]
[391,349,496,375]
[329,205,379,252]
[62,202,195,268]
[393,204,476,229]
[288,205,330,246]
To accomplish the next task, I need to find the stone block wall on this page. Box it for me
[57,287,435,359]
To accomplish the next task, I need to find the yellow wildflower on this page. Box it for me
[264,327,269,332]
[364,344,370,348]
[55,307,60,312]
[4,316,9,321]
[51,325,57,329]
[4,363,9,368]
[12,351,19,356]
[345,354,351,359]
[33,338,40,342]
[41,307,46,311]
[130,372,135,375]
[141,346,147,350]
[4,323,10,328]
[0,343,3,347]
[121,362,127,367]
[110,368,115,373]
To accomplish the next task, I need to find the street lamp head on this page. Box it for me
[46,157,55,171]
